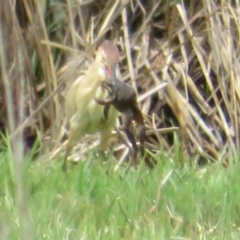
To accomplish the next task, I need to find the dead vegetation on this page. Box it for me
[1,0,240,165]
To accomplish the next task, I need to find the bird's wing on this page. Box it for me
[65,76,83,119]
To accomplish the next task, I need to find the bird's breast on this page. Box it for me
[87,86,117,132]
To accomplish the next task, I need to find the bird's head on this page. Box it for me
[95,40,120,79]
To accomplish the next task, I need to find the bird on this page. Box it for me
[62,40,120,171]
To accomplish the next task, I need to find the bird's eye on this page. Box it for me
[102,55,108,65]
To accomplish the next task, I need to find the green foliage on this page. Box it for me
[1,153,240,239]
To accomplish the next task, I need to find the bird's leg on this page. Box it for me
[95,80,117,122]
[123,114,138,166]
[131,100,146,156]
[131,101,157,168]
[102,105,110,123]
[62,126,84,171]
[94,80,117,106]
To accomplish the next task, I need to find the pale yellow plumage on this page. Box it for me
[62,41,120,170]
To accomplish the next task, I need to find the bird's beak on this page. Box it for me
[104,65,112,78]
[105,63,117,79]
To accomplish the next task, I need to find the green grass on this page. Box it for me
[1,151,240,239]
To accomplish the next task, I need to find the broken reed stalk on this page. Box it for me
[1,0,240,166]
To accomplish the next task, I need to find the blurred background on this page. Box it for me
[1,0,240,239]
